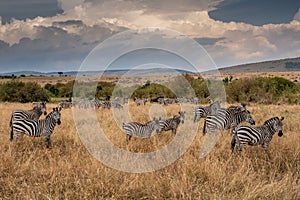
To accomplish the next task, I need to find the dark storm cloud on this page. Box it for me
[0,0,63,24]
[194,37,225,46]
[209,0,300,26]
[0,22,126,72]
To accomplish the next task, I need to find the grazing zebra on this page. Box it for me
[231,117,284,156]
[159,111,185,135]
[193,101,221,122]
[10,107,62,148]
[203,104,255,135]
[122,118,161,144]
[134,98,147,106]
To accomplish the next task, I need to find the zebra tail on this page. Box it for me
[231,136,236,154]
[231,126,240,153]
[202,119,207,135]
[9,114,13,141]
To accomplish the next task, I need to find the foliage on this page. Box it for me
[0,81,49,102]
[0,76,299,104]
[226,77,300,104]
[45,81,74,98]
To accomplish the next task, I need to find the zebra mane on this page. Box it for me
[45,107,60,119]
[32,105,42,111]
[263,117,279,126]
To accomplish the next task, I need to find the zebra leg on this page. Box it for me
[172,128,177,135]
[15,132,24,140]
[263,143,271,159]
[193,114,198,123]
[10,126,14,141]
[126,134,132,144]
[44,136,51,148]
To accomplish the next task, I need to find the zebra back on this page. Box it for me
[10,102,47,123]
[122,118,161,143]
[203,104,252,134]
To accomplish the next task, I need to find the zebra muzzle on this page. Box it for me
[57,120,61,125]
[278,130,283,137]
[44,111,47,115]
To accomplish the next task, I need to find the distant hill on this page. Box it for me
[1,57,300,77]
[216,57,300,74]
[0,68,194,77]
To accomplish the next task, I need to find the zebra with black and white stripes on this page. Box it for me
[10,102,47,132]
[203,104,255,135]
[159,111,185,135]
[10,102,47,121]
[231,117,284,156]
[193,101,221,122]
[122,118,161,144]
[10,107,62,148]
[134,97,147,106]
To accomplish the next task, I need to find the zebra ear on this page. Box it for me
[53,108,55,111]
[280,116,284,121]
[58,106,62,111]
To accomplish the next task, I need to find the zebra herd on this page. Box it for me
[8,98,285,157]
[193,101,284,156]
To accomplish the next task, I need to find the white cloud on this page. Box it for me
[0,0,299,70]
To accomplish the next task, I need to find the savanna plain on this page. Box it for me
[0,101,299,199]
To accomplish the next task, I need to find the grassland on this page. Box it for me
[0,102,299,199]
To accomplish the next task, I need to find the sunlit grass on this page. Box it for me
[0,103,299,199]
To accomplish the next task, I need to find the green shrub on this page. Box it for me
[0,81,49,102]
[226,77,299,104]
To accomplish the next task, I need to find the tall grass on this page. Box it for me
[0,103,299,199]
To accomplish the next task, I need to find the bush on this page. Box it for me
[0,81,49,102]
[226,77,299,104]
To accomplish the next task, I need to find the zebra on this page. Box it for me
[159,111,185,135]
[134,97,147,106]
[10,107,62,148]
[58,101,72,109]
[122,118,161,144]
[193,101,221,122]
[98,100,111,109]
[203,104,255,135]
[10,102,47,132]
[231,117,284,156]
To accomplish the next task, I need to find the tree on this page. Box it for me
[58,72,63,76]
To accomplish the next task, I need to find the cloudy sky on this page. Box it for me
[0,0,300,73]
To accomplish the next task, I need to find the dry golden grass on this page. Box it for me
[0,102,299,199]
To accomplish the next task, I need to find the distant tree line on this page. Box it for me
[0,75,299,104]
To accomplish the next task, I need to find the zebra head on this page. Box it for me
[264,116,284,137]
[153,117,162,134]
[33,101,47,115]
[276,117,284,137]
[41,101,47,115]
[244,110,255,125]
[51,107,61,125]
[178,111,185,124]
